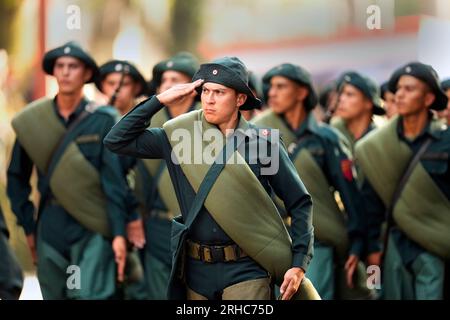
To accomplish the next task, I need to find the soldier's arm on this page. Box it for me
[360,179,385,255]
[104,96,166,159]
[6,140,36,235]
[100,115,134,238]
[268,140,314,272]
[323,140,366,258]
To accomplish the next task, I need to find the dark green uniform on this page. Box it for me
[359,62,450,300]
[0,206,23,300]
[135,52,199,299]
[256,63,368,299]
[104,96,314,300]
[7,42,129,299]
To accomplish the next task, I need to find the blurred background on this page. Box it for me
[1,0,450,299]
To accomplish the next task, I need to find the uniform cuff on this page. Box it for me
[292,252,312,273]
[349,238,365,258]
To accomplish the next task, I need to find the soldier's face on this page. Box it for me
[159,70,192,93]
[201,82,246,125]
[395,76,434,117]
[101,73,140,114]
[436,89,450,124]
[53,56,92,94]
[268,76,308,114]
[336,84,372,120]
[383,91,397,119]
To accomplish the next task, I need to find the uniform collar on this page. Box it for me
[53,96,88,125]
[397,113,443,142]
[283,111,320,138]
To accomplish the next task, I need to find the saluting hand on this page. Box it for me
[112,236,127,282]
[156,79,204,108]
[280,267,305,300]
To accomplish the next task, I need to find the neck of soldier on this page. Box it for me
[284,102,307,130]
[218,109,240,136]
[346,111,372,140]
[56,89,84,120]
[402,108,429,139]
[168,97,194,118]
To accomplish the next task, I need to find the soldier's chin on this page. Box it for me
[204,113,219,124]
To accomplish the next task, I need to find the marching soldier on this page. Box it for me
[96,59,149,299]
[104,57,320,300]
[134,52,199,299]
[7,42,130,299]
[356,62,450,299]
[0,206,23,299]
[439,79,450,125]
[241,71,262,121]
[253,63,371,299]
[380,81,398,119]
[331,71,386,153]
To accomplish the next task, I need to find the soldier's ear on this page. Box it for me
[296,86,308,102]
[424,92,435,109]
[236,93,247,107]
[83,68,93,82]
[133,83,142,97]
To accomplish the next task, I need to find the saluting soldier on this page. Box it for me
[7,42,130,299]
[356,62,450,299]
[104,57,320,300]
[253,63,371,300]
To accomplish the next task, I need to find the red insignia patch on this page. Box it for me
[262,129,269,136]
[341,159,354,181]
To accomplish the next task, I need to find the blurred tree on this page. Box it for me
[0,0,23,50]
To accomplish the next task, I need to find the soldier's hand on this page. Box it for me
[26,234,37,265]
[112,236,127,282]
[280,267,305,300]
[126,218,145,249]
[156,79,204,107]
[367,251,382,267]
[345,254,359,288]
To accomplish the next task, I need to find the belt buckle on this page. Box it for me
[210,245,225,263]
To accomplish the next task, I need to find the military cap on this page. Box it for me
[192,56,262,110]
[379,81,392,100]
[337,71,385,115]
[150,52,199,90]
[441,78,450,92]
[96,60,147,97]
[42,41,99,83]
[319,81,337,110]
[262,63,318,111]
[388,62,447,111]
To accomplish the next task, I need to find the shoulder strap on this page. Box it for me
[382,136,433,260]
[184,133,242,228]
[386,136,433,222]
[38,109,92,213]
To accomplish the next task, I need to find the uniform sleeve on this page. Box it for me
[268,140,314,272]
[360,179,386,255]
[6,140,36,235]
[104,96,166,159]
[100,116,132,237]
[323,140,366,258]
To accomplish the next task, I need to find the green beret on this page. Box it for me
[262,63,318,111]
[388,62,447,111]
[151,52,199,89]
[192,56,262,110]
[96,60,147,97]
[42,41,98,83]
[337,71,385,115]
